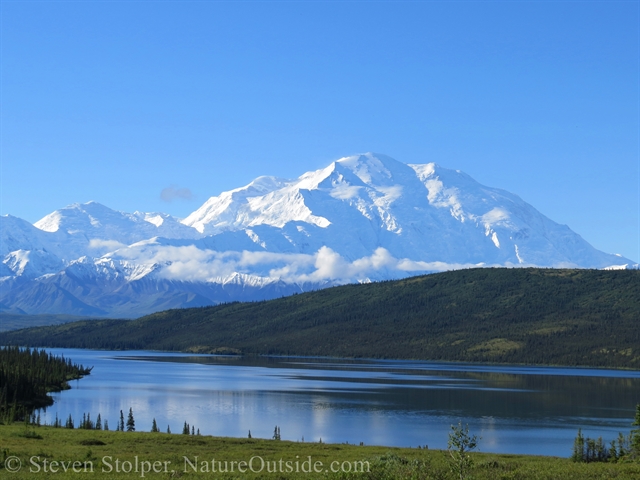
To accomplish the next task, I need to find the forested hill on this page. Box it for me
[2,268,639,368]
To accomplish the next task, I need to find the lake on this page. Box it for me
[41,348,640,456]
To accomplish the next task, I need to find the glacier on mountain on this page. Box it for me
[1,153,635,317]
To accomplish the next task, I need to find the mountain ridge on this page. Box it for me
[3,268,639,369]
[1,153,636,317]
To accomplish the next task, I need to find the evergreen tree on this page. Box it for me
[632,403,640,455]
[618,432,629,457]
[191,425,195,435]
[104,420,109,431]
[571,428,633,463]
[126,408,135,432]
[572,429,585,462]
[167,425,171,434]
[65,414,74,429]
[248,430,252,439]
[610,439,619,462]
[151,418,159,433]
[586,437,596,462]
[182,421,190,435]
[96,413,102,430]
[119,410,125,432]
[595,437,607,462]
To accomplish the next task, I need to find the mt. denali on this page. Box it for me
[1,153,634,317]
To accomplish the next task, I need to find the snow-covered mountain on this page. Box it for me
[1,153,635,317]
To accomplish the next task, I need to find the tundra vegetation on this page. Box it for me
[2,420,640,479]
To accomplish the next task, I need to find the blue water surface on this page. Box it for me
[42,349,640,456]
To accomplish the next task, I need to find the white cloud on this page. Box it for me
[161,185,194,202]
[329,184,362,200]
[88,239,127,251]
[104,242,485,285]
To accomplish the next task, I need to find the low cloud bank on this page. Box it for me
[106,243,486,284]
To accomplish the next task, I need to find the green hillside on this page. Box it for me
[1,268,639,368]
[0,313,103,332]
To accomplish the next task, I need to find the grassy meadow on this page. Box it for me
[1,423,640,479]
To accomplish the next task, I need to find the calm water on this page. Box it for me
[41,348,640,456]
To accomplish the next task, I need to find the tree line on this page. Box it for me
[572,404,640,463]
[0,346,92,423]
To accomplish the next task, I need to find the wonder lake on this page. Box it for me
[40,348,640,457]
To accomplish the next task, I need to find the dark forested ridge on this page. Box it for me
[0,313,103,332]
[1,268,639,368]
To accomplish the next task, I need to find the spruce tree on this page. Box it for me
[96,413,102,430]
[632,403,640,455]
[126,408,135,432]
[119,410,125,432]
[616,432,628,458]
[572,429,585,462]
[182,422,190,435]
[151,418,158,433]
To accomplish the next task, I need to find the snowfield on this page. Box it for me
[1,153,635,316]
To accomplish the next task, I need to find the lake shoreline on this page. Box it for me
[31,348,640,457]
[25,345,640,372]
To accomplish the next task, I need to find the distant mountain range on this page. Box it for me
[1,153,635,317]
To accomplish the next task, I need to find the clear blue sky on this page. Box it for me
[1,1,638,262]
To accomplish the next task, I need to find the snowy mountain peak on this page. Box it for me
[34,201,113,232]
[34,201,199,243]
[1,153,635,317]
[244,175,289,194]
[177,153,633,269]
[335,153,401,185]
[182,165,336,234]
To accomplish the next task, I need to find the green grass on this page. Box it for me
[1,424,639,479]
